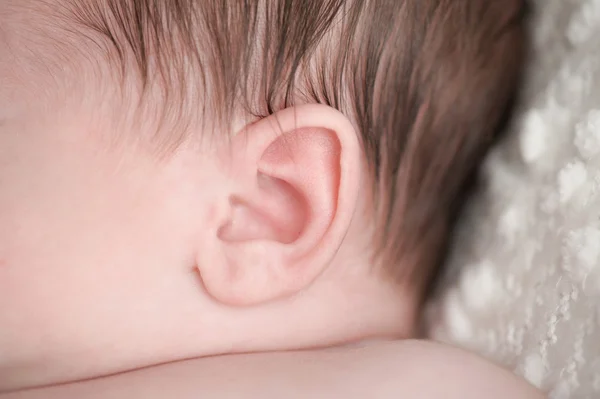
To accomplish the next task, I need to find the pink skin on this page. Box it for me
[0,3,542,397]
[1,341,546,399]
[0,55,414,390]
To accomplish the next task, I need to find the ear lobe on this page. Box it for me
[198,105,361,306]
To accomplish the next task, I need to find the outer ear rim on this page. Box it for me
[199,104,362,306]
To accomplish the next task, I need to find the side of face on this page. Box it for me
[0,0,420,392]
[0,58,413,397]
[0,104,213,387]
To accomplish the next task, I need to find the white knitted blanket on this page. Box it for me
[426,1,600,398]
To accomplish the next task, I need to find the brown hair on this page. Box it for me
[14,0,528,298]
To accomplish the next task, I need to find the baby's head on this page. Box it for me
[0,0,526,391]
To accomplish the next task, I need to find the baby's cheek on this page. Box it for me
[0,120,126,382]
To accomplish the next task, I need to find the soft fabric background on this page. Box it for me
[426,0,600,398]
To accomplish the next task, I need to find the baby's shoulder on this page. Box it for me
[1,340,544,399]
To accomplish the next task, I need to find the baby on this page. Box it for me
[0,0,540,397]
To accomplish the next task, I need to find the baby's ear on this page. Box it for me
[199,105,362,306]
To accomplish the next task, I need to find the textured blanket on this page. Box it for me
[426,1,600,398]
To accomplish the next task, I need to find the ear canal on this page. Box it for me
[217,175,307,244]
